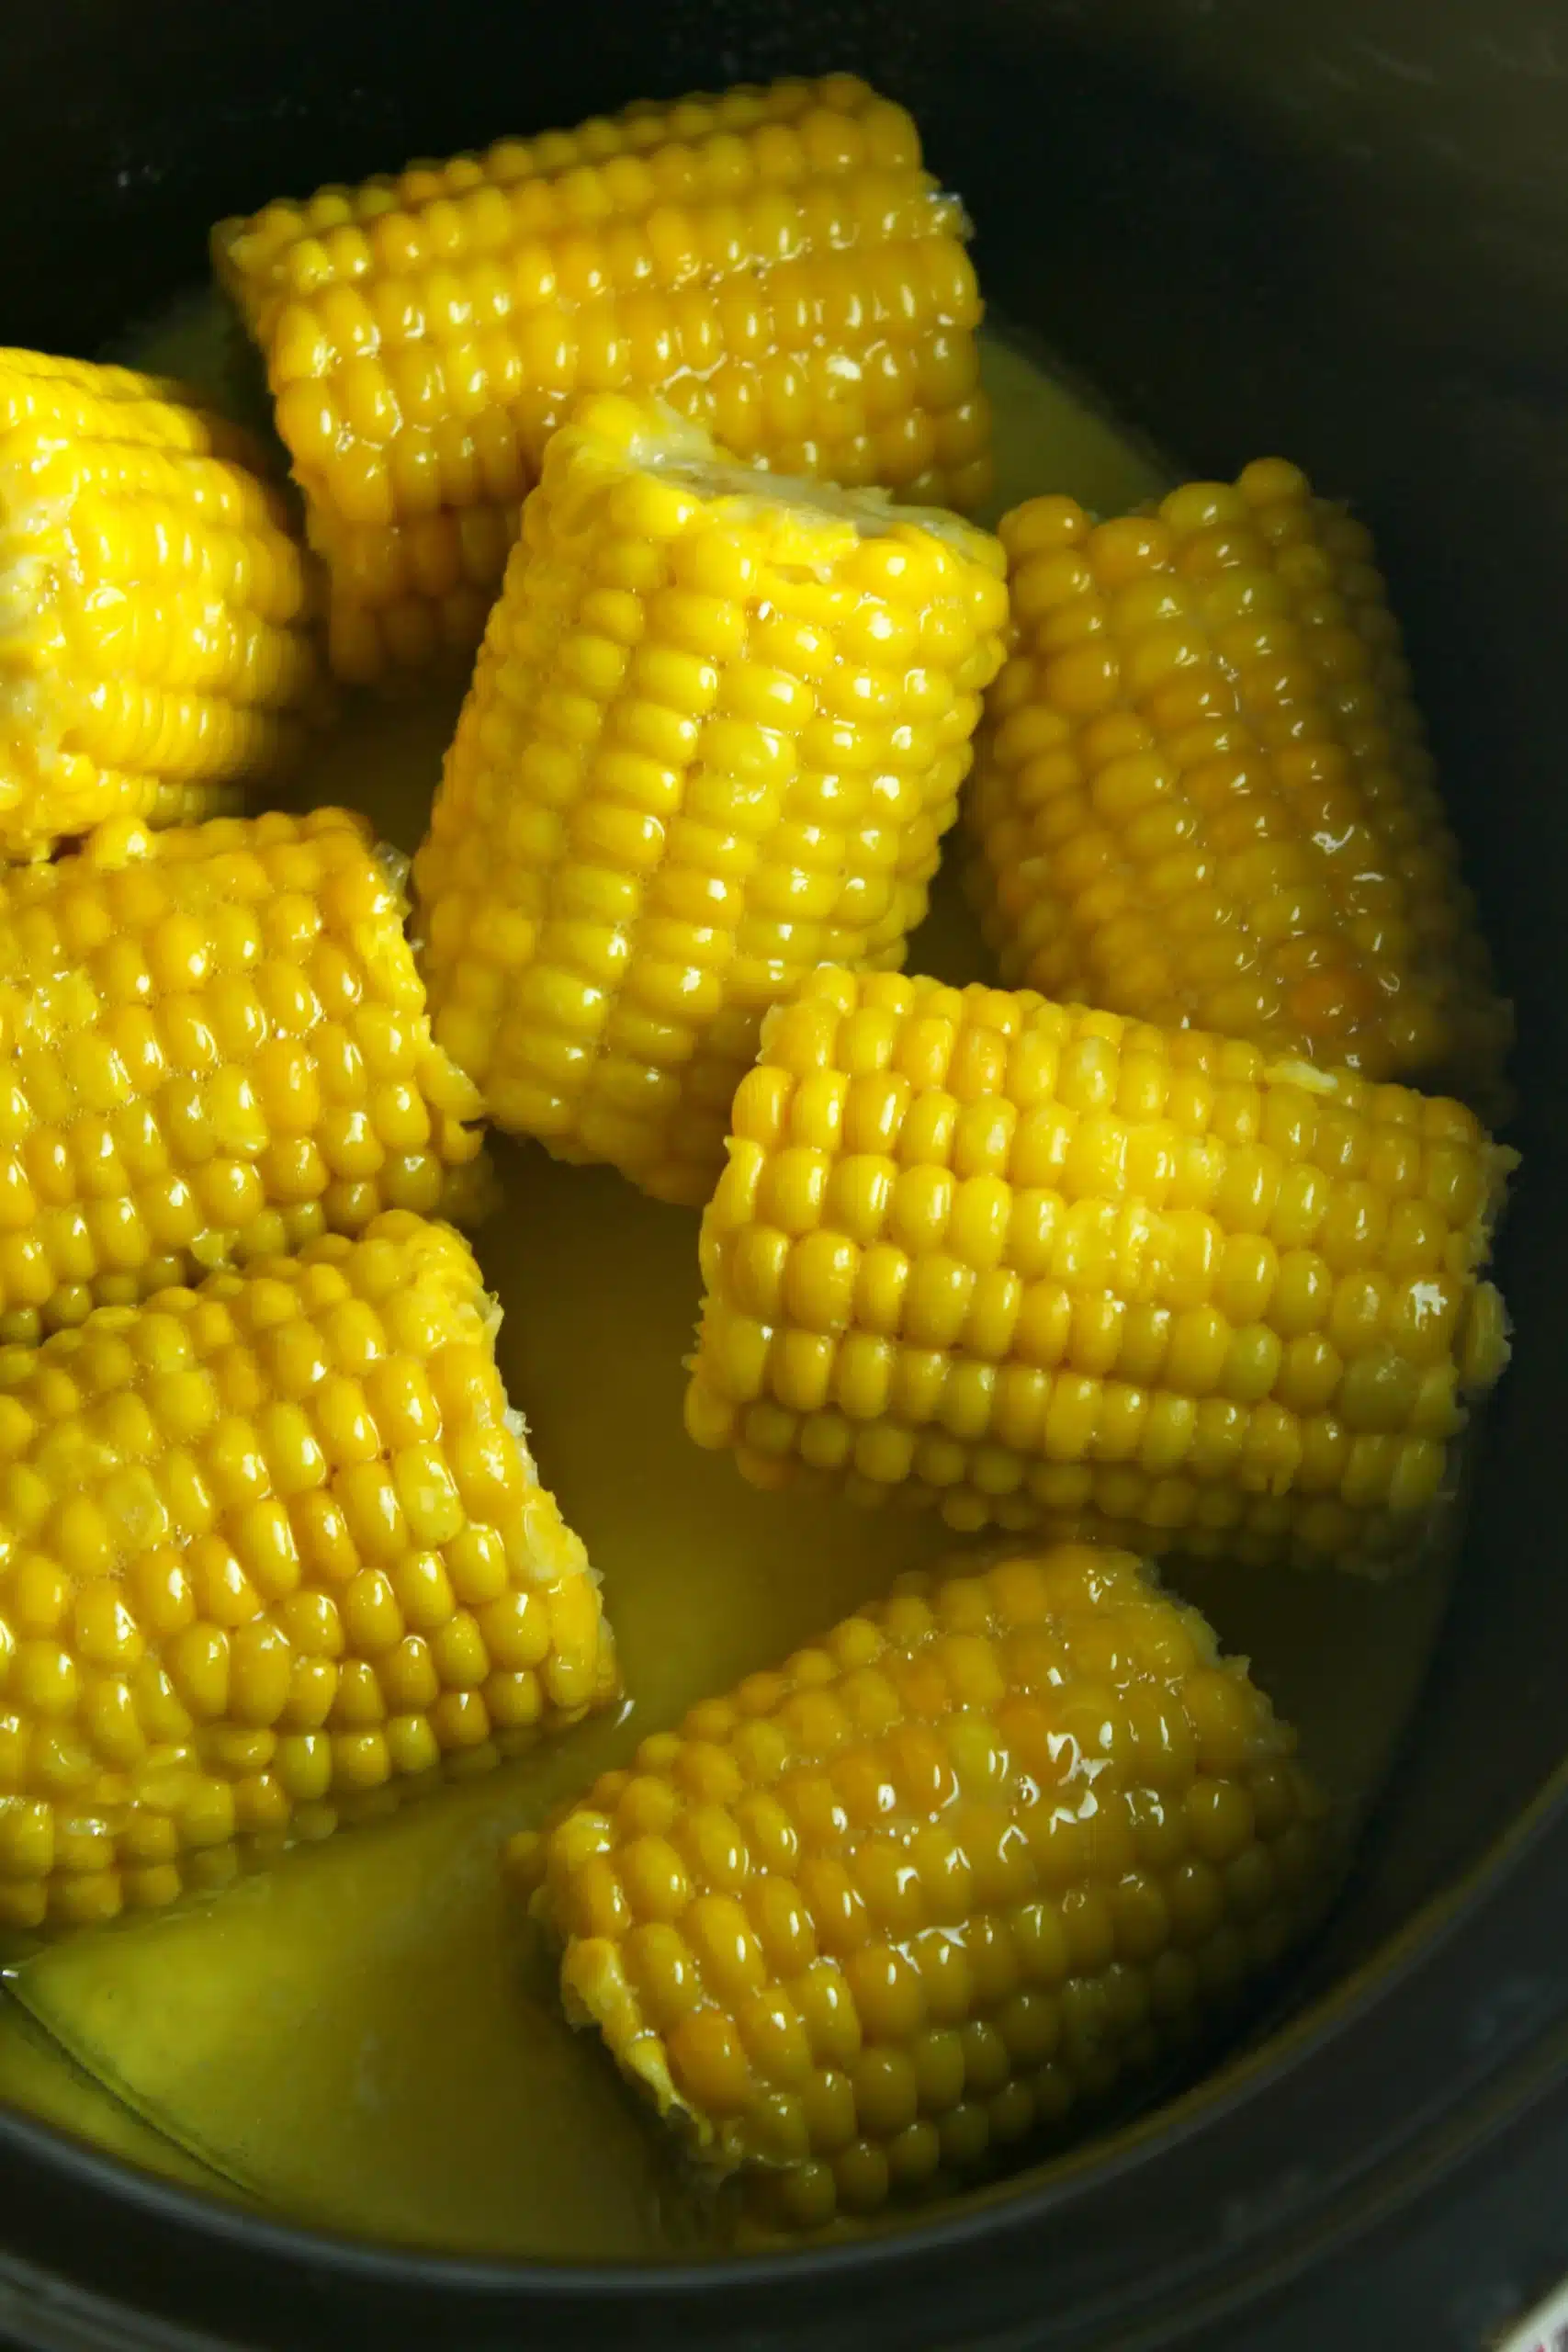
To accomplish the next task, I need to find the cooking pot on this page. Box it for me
[3,0,1568,2344]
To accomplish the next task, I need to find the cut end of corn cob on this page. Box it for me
[0,1208,617,1935]
[0,805,492,1345]
[213,74,992,683]
[683,966,1514,1570]
[413,392,1008,1204]
[0,349,324,860]
[964,463,1513,1114]
[508,1541,1330,2229]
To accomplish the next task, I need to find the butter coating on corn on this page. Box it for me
[413,394,1008,1204]
[213,74,992,683]
[685,967,1514,1570]
[509,1542,1329,2228]
[0,807,491,1344]
[0,349,322,859]
[965,466,1512,1110]
[0,1210,615,1932]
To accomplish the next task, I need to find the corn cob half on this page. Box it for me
[0,1210,616,1933]
[685,967,1513,1571]
[413,393,1008,1205]
[965,467,1512,1111]
[510,1542,1329,2230]
[0,807,491,1344]
[0,350,322,860]
[213,74,992,683]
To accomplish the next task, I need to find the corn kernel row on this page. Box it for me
[217,77,929,327]
[0,348,260,463]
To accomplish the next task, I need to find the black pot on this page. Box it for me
[5,3,1568,2345]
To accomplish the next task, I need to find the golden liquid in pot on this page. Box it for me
[0,297,1460,2257]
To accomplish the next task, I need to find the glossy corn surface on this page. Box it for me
[0,1211,615,1933]
[0,807,491,1344]
[685,967,1513,1569]
[0,350,321,859]
[214,74,992,683]
[965,466,1511,1111]
[413,395,1008,1204]
[511,1543,1328,2227]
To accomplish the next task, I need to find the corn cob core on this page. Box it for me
[510,1543,1328,2229]
[413,394,1008,1204]
[0,806,491,1345]
[964,465,1512,1111]
[213,74,992,684]
[0,350,322,860]
[0,1210,617,1933]
[684,967,1513,1570]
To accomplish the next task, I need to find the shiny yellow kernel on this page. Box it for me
[521,1544,1327,2222]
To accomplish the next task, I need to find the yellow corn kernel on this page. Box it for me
[684,967,1515,1571]
[964,468,1512,1112]
[0,350,323,859]
[510,1542,1329,2223]
[304,500,523,689]
[413,394,1008,1205]
[0,806,491,1344]
[0,1210,615,1932]
[212,74,992,683]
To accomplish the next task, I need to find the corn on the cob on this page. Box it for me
[412,394,1008,1205]
[510,1542,1328,2229]
[964,467,1512,1111]
[0,350,321,860]
[684,967,1513,1570]
[0,807,491,1345]
[0,1209,616,1933]
[213,74,993,684]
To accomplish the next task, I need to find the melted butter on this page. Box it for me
[0,298,1458,2258]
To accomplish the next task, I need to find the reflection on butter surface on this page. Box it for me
[0,1996,230,2199]
[3,305,1457,2258]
